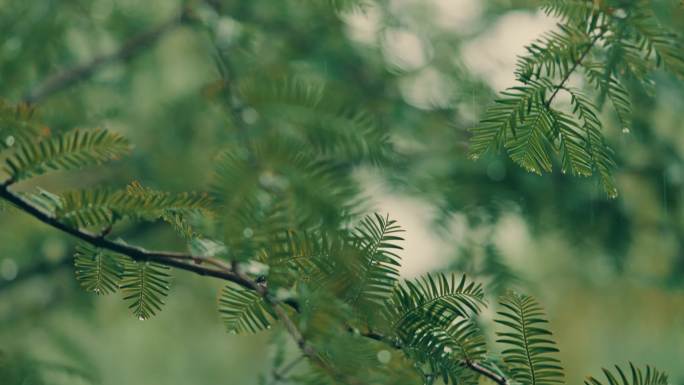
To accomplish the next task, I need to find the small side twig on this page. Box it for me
[23,10,186,104]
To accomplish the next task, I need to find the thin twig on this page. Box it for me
[272,355,306,383]
[23,11,186,104]
[0,181,357,382]
[544,28,607,108]
[464,360,509,385]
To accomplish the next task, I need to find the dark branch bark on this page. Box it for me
[0,181,257,291]
[464,360,509,385]
[22,12,185,104]
[0,180,344,381]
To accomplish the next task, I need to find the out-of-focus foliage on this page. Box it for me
[1,0,683,384]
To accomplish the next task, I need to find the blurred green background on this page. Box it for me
[1,0,683,384]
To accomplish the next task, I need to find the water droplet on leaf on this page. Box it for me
[4,136,15,147]
[622,127,630,134]
[377,350,391,364]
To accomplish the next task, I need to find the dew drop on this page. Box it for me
[138,316,146,321]
[622,127,630,134]
[376,350,391,364]
[4,136,15,147]
[1,258,18,281]
[241,108,259,124]
[607,188,619,199]
[444,346,453,354]
[243,227,254,238]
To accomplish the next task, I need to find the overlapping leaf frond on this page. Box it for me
[471,0,684,196]
[583,64,632,129]
[541,0,605,25]
[0,101,44,151]
[565,88,617,195]
[383,274,485,336]
[345,213,403,310]
[470,79,557,174]
[3,128,130,181]
[495,292,564,385]
[120,259,172,320]
[218,284,273,334]
[628,4,684,77]
[238,78,390,165]
[404,316,487,385]
[211,140,362,261]
[585,363,669,385]
[379,274,486,384]
[54,182,210,230]
[73,243,123,295]
[516,24,592,83]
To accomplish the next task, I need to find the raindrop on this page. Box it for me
[621,127,630,134]
[241,108,259,124]
[614,8,627,18]
[607,188,619,199]
[5,136,15,147]
[138,316,146,321]
[243,227,254,238]
[1,258,18,281]
[229,330,237,335]
[376,350,391,364]
[444,346,453,354]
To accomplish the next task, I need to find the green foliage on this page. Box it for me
[0,101,43,151]
[218,285,273,334]
[73,243,122,295]
[346,213,403,310]
[496,292,564,385]
[119,259,172,320]
[56,182,210,231]
[470,0,684,196]
[3,128,130,181]
[237,78,390,165]
[383,273,485,337]
[585,363,669,385]
[1,0,681,383]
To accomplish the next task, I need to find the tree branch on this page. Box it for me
[464,360,509,385]
[0,181,256,290]
[22,10,187,104]
[544,28,607,108]
[0,180,351,382]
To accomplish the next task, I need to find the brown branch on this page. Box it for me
[22,11,186,104]
[464,360,509,385]
[0,180,348,381]
[0,181,257,290]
